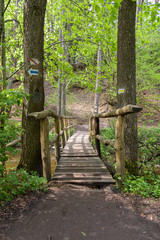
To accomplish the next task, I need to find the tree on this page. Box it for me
[117,0,138,175]
[21,0,47,176]
[94,43,102,114]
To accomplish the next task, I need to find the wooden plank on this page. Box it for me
[54,171,110,175]
[57,163,105,167]
[61,154,98,157]
[54,175,114,180]
[60,157,101,161]
[53,179,115,184]
[59,161,103,164]
[55,169,107,173]
[55,167,107,171]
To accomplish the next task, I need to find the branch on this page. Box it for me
[5,19,20,24]
[7,64,24,80]
[68,0,91,19]
[4,0,12,14]
[45,38,98,51]
[6,137,21,147]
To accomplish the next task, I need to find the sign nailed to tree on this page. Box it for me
[28,69,39,75]
[118,88,125,94]
[30,58,40,65]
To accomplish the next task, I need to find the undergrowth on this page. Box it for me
[0,168,48,206]
[100,125,160,198]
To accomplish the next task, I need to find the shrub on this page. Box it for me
[0,169,48,205]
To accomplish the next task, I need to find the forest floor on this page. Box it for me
[0,184,160,240]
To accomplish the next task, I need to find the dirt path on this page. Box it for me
[0,184,159,240]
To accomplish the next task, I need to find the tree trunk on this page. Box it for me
[94,43,102,114]
[21,0,47,176]
[57,29,62,115]
[117,0,138,175]
[0,0,7,166]
[0,0,4,39]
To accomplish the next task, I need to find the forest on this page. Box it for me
[0,0,160,206]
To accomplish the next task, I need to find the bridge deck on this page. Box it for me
[53,131,115,185]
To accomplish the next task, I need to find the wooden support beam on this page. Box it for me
[40,118,51,182]
[64,118,68,142]
[94,117,101,158]
[96,135,115,149]
[89,117,93,142]
[68,119,71,138]
[114,115,125,181]
[94,105,143,118]
[54,117,60,162]
[59,117,65,148]
[52,133,59,144]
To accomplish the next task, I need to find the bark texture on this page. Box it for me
[0,0,4,39]
[21,0,47,175]
[117,0,138,174]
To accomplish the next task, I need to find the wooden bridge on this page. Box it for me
[28,105,143,184]
[53,131,115,185]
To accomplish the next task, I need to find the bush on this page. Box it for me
[0,169,48,205]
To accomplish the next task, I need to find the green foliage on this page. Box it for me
[49,128,54,142]
[122,169,160,198]
[136,30,160,92]
[0,88,27,120]
[100,125,160,198]
[0,88,28,165]
[0,169,48,205]
[138,125,160,168]
[100,122,115,164]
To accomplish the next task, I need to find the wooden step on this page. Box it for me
[56,168,107,173]
[53,179,115,184]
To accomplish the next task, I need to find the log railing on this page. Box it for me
[28,109,77,181]
[89,105,143,181]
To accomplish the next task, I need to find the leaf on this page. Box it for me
[95,4,101,13]
[81,232,86,237]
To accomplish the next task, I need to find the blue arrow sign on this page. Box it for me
[28,69,39,76]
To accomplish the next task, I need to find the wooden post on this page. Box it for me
[115,115,125,181]
[74,118,77,133]
[68,119,71,138]
[60,117,65,148]
[54,117,60,162]
[89,117,93,142]
[40,118,51,182]
[64,118,68,142]
[94,117,101,158]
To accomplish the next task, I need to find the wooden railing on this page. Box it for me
[28,109,77,181]
[89,105,143,181]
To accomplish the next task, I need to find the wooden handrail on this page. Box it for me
[89,105,143,181]
[93,105,143,118]
[27,109,77,181]
[28,109,58,120]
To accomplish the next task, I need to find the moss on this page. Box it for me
[125,159,139,176]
